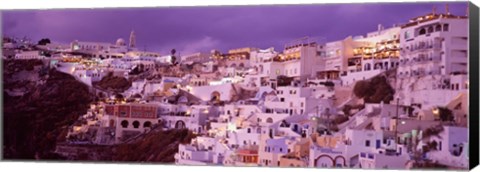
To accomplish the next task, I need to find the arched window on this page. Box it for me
[143,121,152,128]
[121,120,129,128]
[133,121,140,128]
[238,63,245,69]
[419,28,426,35]
[443,24,449,31]
[435,24,442,31]
[364,63,371,71]
[428,26,434,33]
[266,118,273,123]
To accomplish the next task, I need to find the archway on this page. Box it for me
[334,156,347,167]
[211,91,221,102]
[315,155,335,168]
[175,120,186,129]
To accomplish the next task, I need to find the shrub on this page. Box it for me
[95,75,132,92]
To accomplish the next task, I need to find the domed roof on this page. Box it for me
[116,38,126,46]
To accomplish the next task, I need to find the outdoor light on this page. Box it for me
[432,108,440,115]
[227,123,237,132]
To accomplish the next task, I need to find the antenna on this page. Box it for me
[466,5,469,17]
[395,97,400,154]
[445,4,450,15]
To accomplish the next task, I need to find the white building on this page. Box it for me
[14,50,45,60]
[398,10,468,77]
[420,126,468,169]
[181,52,212,64]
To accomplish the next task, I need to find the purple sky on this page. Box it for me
[1,2,468,54]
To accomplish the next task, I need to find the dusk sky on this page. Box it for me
[1,2,468,54]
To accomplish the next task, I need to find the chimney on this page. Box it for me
[433,6,437,15]
[378,24,382,32]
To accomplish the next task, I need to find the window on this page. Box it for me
[443,24,449,31]
[419,28,426,35]
[435,24,442,31]
[132,121,140,128]
[365,140,371,147]
[428,26,434,33]
[266,118,273,123]
[121,120,129,128]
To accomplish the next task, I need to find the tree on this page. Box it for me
[277,75,294,87]
[353,80,372,98]
[37,38,51,45]
[437,107,454,122]
[170,49,177,65]
[353,75,395,104]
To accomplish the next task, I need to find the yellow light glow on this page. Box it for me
[432,108,439,115]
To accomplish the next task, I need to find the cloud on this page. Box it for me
[178,36,220,54]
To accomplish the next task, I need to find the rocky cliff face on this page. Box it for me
[3,59,94,160]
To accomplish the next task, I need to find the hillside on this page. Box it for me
[3,59,94,160]
[112,129,196,163]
